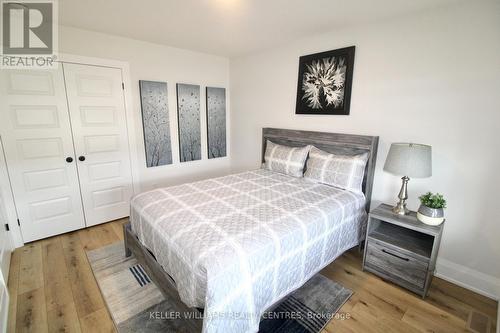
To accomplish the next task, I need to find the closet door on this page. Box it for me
[0,68,86,242]
[62,63,133,226]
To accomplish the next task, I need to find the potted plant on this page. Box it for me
[417,192,446,226]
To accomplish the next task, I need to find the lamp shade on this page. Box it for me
[383,143,432,178]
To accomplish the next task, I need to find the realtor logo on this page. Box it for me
[1,0,57,68]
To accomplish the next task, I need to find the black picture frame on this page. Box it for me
[295,46,355,115]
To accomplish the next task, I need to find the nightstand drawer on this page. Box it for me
[365,240,428,288]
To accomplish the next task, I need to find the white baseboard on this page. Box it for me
[436,258,500,301]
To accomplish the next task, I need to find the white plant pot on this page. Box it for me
[416,212,444,226]
[417,204,445,226]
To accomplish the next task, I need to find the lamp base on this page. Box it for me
[393,176,410,215]
[392,202,410,215]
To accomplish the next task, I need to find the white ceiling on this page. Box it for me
[59,0,460,58]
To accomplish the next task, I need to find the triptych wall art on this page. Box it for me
[177,83,202,162]
[139,81,226,167]
[139,80,173,167]
[206,87,227,159]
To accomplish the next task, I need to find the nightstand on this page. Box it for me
[362,203,444,298]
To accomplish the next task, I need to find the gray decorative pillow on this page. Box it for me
[304,146,368,193]
[263,140,311,177]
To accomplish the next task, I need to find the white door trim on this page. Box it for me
[0,137,23,248]
[2,53,139,248]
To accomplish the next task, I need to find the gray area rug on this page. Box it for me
[87,242,352,333]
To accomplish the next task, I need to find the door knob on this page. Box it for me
[66,157,73,163]
[78,156,86,162]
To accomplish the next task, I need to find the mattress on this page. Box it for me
[130,169,366,333]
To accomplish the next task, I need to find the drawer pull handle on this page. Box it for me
[382,249,409,261]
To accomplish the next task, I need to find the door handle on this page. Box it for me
[382,249,410,261]
[66,157,73,163]
[78,156,86,162]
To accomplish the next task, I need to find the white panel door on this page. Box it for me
[62,63,133,226]
[0,68,86,242]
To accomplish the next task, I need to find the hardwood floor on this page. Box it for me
[7,219,498,333]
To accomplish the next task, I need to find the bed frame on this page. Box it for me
[124,128,379,332]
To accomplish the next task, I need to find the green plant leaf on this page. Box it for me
[419,192,446,209]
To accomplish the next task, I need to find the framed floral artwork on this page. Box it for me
[295,46,355,115]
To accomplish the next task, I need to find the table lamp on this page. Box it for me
[383,143,432,215]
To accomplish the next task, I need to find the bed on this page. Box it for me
[124,128,379,333]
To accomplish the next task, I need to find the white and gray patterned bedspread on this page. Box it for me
[130,169,366,333]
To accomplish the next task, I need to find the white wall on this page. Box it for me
[60,26,231,191]
[230,1,500,298]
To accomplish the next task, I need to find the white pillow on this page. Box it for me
[304,146,368,193]
[263,140,311,177]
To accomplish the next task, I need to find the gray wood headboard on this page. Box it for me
[262,128,379,212]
